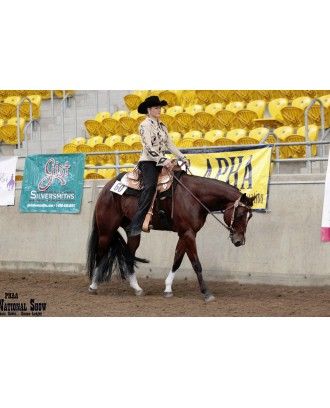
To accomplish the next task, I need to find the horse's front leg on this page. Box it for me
[184,230,215,302]
[164,235,186,298]
[127,235,144,296]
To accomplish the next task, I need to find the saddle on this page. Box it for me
[120,160,184,233]
[121,160,181,193]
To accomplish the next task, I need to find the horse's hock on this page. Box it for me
[1,176,329,286]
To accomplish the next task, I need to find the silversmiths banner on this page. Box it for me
[186,145,272,210]
[19,154,85,213]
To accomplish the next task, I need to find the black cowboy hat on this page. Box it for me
[137,95,168,114]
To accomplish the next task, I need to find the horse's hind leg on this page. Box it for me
[184,230,215,302]
[127,235,144,296]
[88,233,113,294]
[164,236,186,298]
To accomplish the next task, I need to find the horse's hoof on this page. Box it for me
[135,289,144,297]
[164,291,173,298]
[204,294,215,303]
[88,287,98,295]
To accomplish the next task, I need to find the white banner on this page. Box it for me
[0,156,18,206]
[321,150,330,241]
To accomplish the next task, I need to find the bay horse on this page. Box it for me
[87,170,255,302]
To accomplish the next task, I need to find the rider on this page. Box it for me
[127,95,189,237]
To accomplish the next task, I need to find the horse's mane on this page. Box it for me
[186,173,241,195]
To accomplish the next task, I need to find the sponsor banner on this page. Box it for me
[19,154,85,213]
[321,150,330,241]
[185,145,272,210]
[0,156,18,206]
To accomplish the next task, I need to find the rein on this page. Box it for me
[172,172,244,233]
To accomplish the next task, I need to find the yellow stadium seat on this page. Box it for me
[193,138,214,147]
[183,130,203,140]
[159,91,178,107]
[194,111,215,131]
[319,94,330,108]
[205,103,224,115]
[102,117,121,135]
[0,117,25,144]
[120,163,136,172]
[0,119,4,140]
[55,90,75,98]
[185,104,204,115]
[98,169,116,179]
[124,133,141,146]
[249,127,269,143]
[214,90,235,103]
[95,112,111,122]
[87,136,104,147]
[195,90,214,105]
[124,94,142,111]
[15,174,23,181]
[274,126,295,158]
[76,144,94,165]
[169,131,181,145]
[235,109,258,129]
[214,137,236,146]
[174,112,195,133]
[234,90,250,102]
[280,106,304,127]
[179,90,197,108]
[297,125,319,156]
[130,109,144,119]
[215,110,236,130]
[246,100,266,118]
[226,128,248,143]
[93,143,114,165]
[160,114,175,131]
[292,96,312,110]
[177,138,194,148]
[134,90,149,100]
[237,136,259,145]
[20,95,41,120]
[0,97,20,120]
[84,169,101,179]
[274,126,294,142]
[226,101,245,113]
[71,137,86,146]
[63,143,77,153]
[105,135,122,148]
[85,120,102,137]
[205,129,225,143]
[119,116,138,135]
[268,98,289,120]
[112,110,129,121]
[166,105,184,117]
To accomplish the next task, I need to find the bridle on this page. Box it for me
[223,196,253,232]
[172,171,252,236]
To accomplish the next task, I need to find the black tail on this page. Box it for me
[87,211,149,283]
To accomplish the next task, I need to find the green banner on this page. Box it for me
[19,154,85,213]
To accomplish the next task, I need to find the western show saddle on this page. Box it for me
[120,159,184,232]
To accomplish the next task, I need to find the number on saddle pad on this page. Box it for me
[110,181,128,195]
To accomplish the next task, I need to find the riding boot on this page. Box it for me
[127,161,161,237]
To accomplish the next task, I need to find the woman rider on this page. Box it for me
[127,95,189,237]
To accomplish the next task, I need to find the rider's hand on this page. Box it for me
[164,159,173,169]
[179,156,189,167]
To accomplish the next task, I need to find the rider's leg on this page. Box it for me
[127,161,160,237]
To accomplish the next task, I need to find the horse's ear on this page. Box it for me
[241,193,256,207]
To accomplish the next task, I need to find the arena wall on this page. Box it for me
[1,176,329,286]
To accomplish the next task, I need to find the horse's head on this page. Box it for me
[224,193,255,247]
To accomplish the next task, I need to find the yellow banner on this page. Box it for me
[185,146,272,209]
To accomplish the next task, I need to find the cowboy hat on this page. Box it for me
[137,95,168,114]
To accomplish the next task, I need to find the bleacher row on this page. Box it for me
[64,90,330,179]
[0,90,74,145]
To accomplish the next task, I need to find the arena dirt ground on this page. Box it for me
[1,271,330,316]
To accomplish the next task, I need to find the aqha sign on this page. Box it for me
[19,154,85,213]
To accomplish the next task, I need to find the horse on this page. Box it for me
[86,169,255,302]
